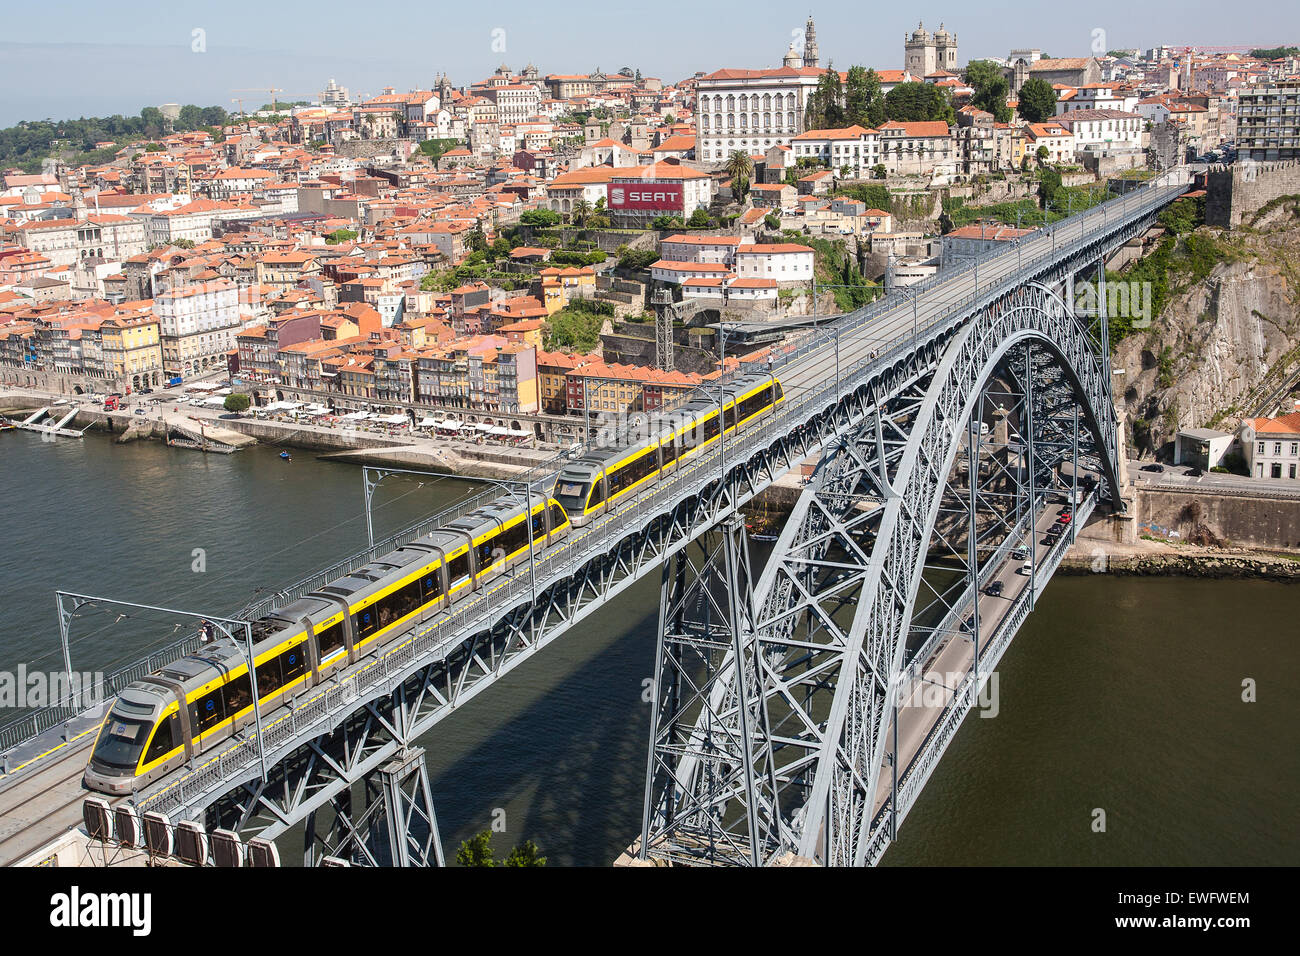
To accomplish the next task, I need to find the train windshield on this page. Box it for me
[553,479,590,514]
[91,713,153,770]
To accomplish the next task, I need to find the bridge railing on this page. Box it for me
[0,630,203,758]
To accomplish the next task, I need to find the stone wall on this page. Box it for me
[1137,486,1300,550]
[1205,159,1300,229]
[335,138,415,160]
[0,368,126,396]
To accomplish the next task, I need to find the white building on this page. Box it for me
[1056,84,1139,114]
[659,234,749,265]
[139,199,258,247]
[153,278,242,377]
[695,25,830,164]
[876,120,955,176]
[14,214,148,268]
[488,84,541,126]
[1055,109,1144,153]
[733,243,814,284]
[790,125,882,178]
[1240,413,1300,480]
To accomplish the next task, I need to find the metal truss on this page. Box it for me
[301,747,444,867]
[113,181,1181,864]
[640,280,1119,866]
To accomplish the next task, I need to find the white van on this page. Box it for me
[1019,559,1033,575]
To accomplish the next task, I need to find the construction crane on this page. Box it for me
[231,88,310,114]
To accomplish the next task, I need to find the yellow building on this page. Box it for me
[98,313,164,390]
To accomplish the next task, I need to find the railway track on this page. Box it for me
[0,738,99,866]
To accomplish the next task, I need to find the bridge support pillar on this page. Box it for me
[639,513,780,866]
[301,747,444,867]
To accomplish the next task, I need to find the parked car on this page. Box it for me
[1185,467,1204,477]
[133,408,147,416]
[218,413,243,420]
[1140,463,1164,473]
[1057,512,1072,525]
[985,580,1004,597]
[1019,559,1033,575]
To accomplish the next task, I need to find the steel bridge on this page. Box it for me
[0,169,1192,867]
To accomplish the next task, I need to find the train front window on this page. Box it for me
[92,713,153,769]
[554,480,590,514]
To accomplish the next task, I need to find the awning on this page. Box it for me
[341,410,369,420]
[417,417,438,428]
[203,396,226,406]
[375,414,407,424]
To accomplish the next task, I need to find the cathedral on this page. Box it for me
[904,21,958,76]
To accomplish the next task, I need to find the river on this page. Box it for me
[1,430,1295,865]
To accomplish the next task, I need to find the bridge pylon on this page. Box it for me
[639,514,784,865]
[303,747,444,867]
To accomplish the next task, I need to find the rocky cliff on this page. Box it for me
[1114,195,1300,456]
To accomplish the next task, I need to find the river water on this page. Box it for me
[1,430,1296,865]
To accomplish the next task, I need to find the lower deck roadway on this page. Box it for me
[872,494,1081,824]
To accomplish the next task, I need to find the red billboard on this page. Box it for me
[607,180,683,212]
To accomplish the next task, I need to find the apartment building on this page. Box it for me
[1236,80,1300,161]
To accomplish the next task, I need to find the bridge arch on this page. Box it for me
[641,280,1121,867]
[793,280,1118,865]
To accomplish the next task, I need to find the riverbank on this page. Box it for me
[1,387,555,481]
[1060,539,1300,580]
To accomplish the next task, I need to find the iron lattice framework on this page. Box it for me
[641,281,1119,866]
[101,175,1185,864]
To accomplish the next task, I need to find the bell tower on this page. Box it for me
[803,16,820,69]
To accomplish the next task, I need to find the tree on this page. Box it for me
[139,107,165,137]
[764,212,781,230]
[725,150,754,203]
[844,66,885,128]
[1036,144,1049,164]
[571,198,592,226]
[883,82,955,124]
[872,163,887,179]
[325,229,358,244]
[805,62,845,129]
[1038,167,1062,207]
[687,207,710,227]
[1250,46,1300,60]
[456,831,496,867]
[519,209,561,227]
[1017,78,1058,123]
[177,104,204,130]
[223,393,251,413]
[504,840,547,867]
[965,60,1012,123]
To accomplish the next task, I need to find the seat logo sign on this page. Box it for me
[608,182,682,210]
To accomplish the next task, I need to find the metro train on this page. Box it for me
[84,372,785,794]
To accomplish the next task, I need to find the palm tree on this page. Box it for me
[725,150,754,189]
[572,198,592,226]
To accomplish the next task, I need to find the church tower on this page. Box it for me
[933,23,958,72]
[803,16,820,69]
[904,22,935,76]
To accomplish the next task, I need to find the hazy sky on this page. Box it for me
[2,1,1296,126]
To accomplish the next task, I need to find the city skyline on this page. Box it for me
[3,0,1296,126]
